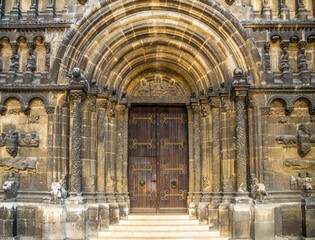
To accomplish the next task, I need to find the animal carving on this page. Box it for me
[275,124,315,157]
[275,135,297,148]
[50,182,67,202]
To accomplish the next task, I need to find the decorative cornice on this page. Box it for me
[242,21,315,31]
[0,22,71,31]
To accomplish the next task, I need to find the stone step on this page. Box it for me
[90,237,228,240]
[98,231,221,238]
[127,214,190,220]
[109,225,210,232]
[119,219,200,226]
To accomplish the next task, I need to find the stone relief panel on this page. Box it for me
[267,98,315,191]
[133,76,183,97]
[0,97,49,191]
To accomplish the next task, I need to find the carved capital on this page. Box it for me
[21,106,30,115]
[298,40,307,50]
[0,105,7,115]
[10,42,18,54]
[233,90,248,102]
[96,100,107,109]
[264,41,270,51]
[260,107,270,115]
[280,40,290,50]
[27,42,35,51]
[309,107,315,115]
[285,107,294,116]
[210,100,220,109]
[45,106,55,115]
[69,91,85,101]
[191,104,200,115]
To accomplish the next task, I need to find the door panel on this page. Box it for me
[128,106,188,213]
[157,107,188,212]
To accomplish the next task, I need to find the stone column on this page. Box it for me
[96,100,107,201]
[234,90,248,192]
[211,100,221,193]
[261,0,272,20]
[105,102,116,203]
[68,91,85,203]
[122,107,129,202]
[279,0,290,20]
[187,106,195,203]
[27,0,38,20]
[192,104,201,202]
[10,0,21,21]
[260,107,270,189]
[0,0,4,19]
[46,106,55,190]
[116,105,125,203]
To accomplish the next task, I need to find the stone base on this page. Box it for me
[281,71,293,85]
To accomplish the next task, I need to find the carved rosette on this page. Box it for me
[69,91,84,194]
[234,91,248,192]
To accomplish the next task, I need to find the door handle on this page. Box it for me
[151,179,156,182]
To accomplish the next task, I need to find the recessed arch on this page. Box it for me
[53,0,264,95]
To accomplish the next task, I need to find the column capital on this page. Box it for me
[96,100,107,109]
[45,106,55,115]
[69,91,85,101]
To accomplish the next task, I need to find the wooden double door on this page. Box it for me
[128,106,188,213]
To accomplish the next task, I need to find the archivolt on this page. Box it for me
[53,0,264,94]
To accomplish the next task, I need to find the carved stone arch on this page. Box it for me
[52,0,264,91]
[1,94,25,107]
[26,94,49,108]
[291,94,315,108]
[267,95,290,108]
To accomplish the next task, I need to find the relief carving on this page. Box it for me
[285,159,315,170]
[2,173,19,201]
[26,42,36,73]
[0,158,36,172]
[290,172,314,193]
[249,174,268,203]
[27,115,40,123]
[134,77,180,97]
[0,130,39,158]
[9,43,19,72]
[276,124,315,157]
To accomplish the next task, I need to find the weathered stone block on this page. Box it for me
[253,204,275,240]
[302,199,315,238]
[99,204,109,231]
[282,204,302,237]
[65,205,86,240]
[109,203,119,225]
[208,203,219,230]
[42,205,64,240]
[219,204,230,236]
[232,204,252,239]
[86,204,99,237]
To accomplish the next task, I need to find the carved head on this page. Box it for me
[73,67,81,78]
[233,68,243,78]
[169,79,175,86]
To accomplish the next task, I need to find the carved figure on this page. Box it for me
[26,48,36,73]
[275,124,315,157]
[59,174,67,190]
[150,76,166,96]
[69,67,89,89]
[2,173,19,201]
[45,43,51,72]
[137,79,150,96]
[50,181,68,202]
[250,174,268,203]
[290,176,298,190]
[168,79,178,95]
[9,53,19,72]
[280,49,289,72]
[298,48,308,71]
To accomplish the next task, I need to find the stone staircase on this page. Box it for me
[90,214,228,240]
